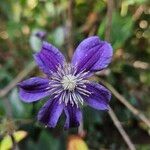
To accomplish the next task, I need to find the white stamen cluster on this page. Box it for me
[61,74,77,91]
[47,63,91,107]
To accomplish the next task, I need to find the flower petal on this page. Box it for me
[64,104,82,129]
[38,98,64,128]
[18,77,50,102]
[34,41,65,76]
[83,82,111,110]
[72,36,113,73]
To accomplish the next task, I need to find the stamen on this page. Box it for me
[78,90,90,96]
[76,94,84,105]
[61,74,77,91]
[76,86,91,94]
[49,63,91,107]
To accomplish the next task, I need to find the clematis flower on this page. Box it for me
[18,36,113,129]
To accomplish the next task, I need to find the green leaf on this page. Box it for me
[98,12,133,49]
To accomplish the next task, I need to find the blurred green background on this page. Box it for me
[0,0,150,150]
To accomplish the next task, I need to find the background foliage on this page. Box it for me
[0,0,150,150]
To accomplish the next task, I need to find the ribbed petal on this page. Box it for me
[83,82,111,110]
[38,98,64,128]
[64,104,82,129]
[18,77,50,102]
[72,36,113,73]
[34,41,65,76]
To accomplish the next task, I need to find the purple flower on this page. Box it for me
[18,36,113,129]
[35,31,47,40]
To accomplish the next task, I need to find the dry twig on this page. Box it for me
[66,0,74,61]
[100,79,150,129]
[105,0,114,42]
[104,1,136,149]
[108,107,136,150]
[132,5,145,21]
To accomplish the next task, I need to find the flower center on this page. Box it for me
[61,74,77,91]
[49,63,91,107]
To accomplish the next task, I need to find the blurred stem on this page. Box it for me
[88,25,98,37]
[132,5,145,21]
[0,61,36,98]
[66,0,84,135]
[66,0,74,61]
[105,0,114,42]
[99,79,150,129]
[108,107,136,150]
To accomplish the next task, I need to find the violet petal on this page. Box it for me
[83,82,111,110]
[72,36,113,73]
[38,98,64,128]
[64,104,82,129]
[34,41,65,76]
[18,77,50,102]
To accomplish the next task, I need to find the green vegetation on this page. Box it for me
[0,0,149,149]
